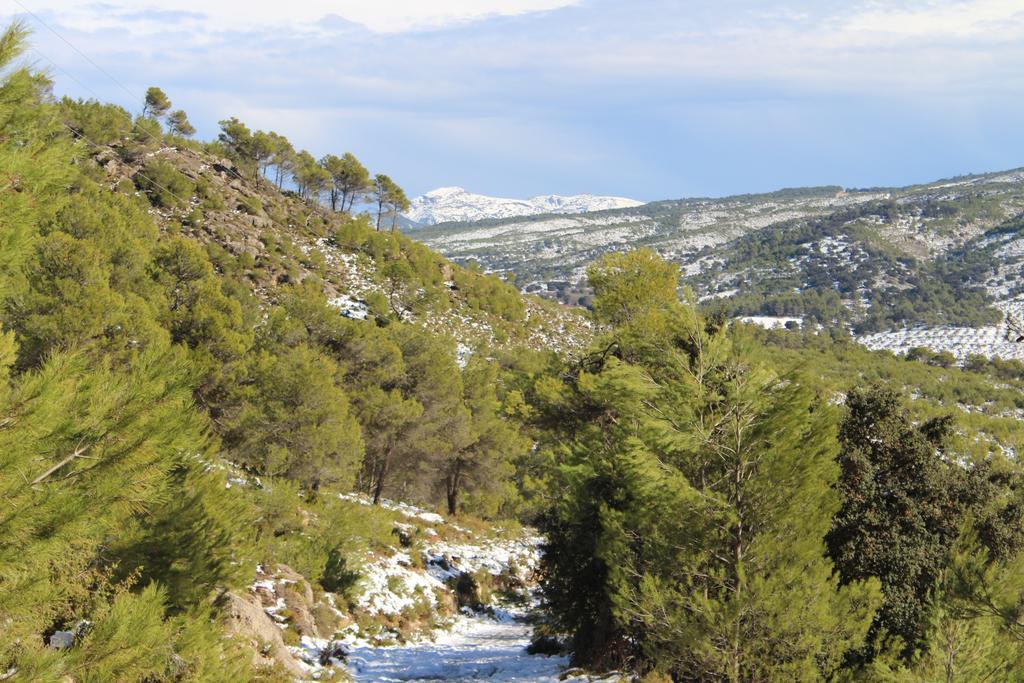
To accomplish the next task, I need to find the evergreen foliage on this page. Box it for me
[3,19,1024,680]
[540,252,880,679]
[142,86,171,119]
[826,385,978,661]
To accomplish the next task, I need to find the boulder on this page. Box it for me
[222,591,306,679]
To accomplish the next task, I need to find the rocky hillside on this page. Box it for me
[91,144,594,359]
[412,169,1024,359]
[218,479,566,681]
[410,185,873,290]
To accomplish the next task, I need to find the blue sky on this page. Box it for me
[4,0,1024,200]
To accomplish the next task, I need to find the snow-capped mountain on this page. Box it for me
[404,186,644,226]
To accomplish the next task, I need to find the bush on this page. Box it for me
[136,159,194,209]
[239,196,262,215]
[320,548,361,599]
[527,636,563,656]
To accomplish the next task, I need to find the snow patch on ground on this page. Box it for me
[356,551,446,616]
[345,606,590,682]
[737,315,803,330]
[339,493,446,525]
[856,299,1024,362]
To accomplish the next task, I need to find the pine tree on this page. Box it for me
[142,86,171,119]
[541,251,880,679]
[0,343,244,674]
[372,174,409,231]
[0,22,77,302]
[441,356,528,516]
[336,152,372,212]
[587,247,680,328]
[229,345,364,490]
[166,108,196,137]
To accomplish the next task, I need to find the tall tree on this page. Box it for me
[227,345,364,490]
[320,154,345,211]
[587,247,680,328]
[250,130,275,180]
[292,150,330,202]
[541,251,880,680]
[166,109,195,137]
[440,357,527,516]
[334,152,371,212]
[142,86,171,119]
[387,183,410,233]
[267,132,295,189]
[372,174,409,231]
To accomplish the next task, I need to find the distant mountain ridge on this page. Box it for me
[408,169,1024,361]
[404,186,643,226]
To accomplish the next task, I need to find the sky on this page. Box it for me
[3,0,1024,201]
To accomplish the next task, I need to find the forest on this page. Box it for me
[3,20,1024,681]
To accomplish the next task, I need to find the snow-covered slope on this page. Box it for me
[405,186,643,226]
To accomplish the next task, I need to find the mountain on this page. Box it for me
[404,186,643,225]
[409,172,1024,361]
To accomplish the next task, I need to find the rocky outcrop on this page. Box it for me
[222,590,306,679]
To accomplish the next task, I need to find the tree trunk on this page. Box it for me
[372,451,392,505]
[446,461,462,516]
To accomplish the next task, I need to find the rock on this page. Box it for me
[280,585,319,638]
[46,620,92,650]
[48,631,74,650]
[275,565,315,606]
[222,591,306,679]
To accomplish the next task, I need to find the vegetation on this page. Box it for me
[534,250,1024,679]
[0,23,533,679]
[2,20,1024,681]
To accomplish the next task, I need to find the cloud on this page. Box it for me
[6,0,1024,199]
[838,0,1024,41]
[11,0,581,33]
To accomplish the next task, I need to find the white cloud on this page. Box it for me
[839,0,1024,40]
[15,0,580,33]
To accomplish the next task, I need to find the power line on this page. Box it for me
[5,31,201,210]
[7,2,345,223]
[8,0,262,192]
[12,0,149,107]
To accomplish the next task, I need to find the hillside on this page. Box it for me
[5,21,1024,683]
[89,146,593,360]
[412,170,1024,359]
[0,30,602,680]
[410,185,869,289]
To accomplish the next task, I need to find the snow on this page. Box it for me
[406,187,643,226]
[737,315,803,330]
[455,343,473,368]
[345,607,586,682]
[856,299,1024,362]
[338,492,446,525]
[264,491,617,682]
[356,551,446,615]
[423,535,543,583]
[328,293,369,320]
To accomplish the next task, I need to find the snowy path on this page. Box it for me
[345,610,571,682]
